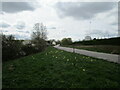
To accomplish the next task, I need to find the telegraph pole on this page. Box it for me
[89,21,91,31]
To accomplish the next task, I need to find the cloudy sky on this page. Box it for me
[0,0,119,41]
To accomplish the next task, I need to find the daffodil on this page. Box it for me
[87,57,90,58]
[91,59,93,62]
[32,56,35,59]
[67,59,69,61]
[83,69,86,71]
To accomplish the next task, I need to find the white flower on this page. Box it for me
[91,59,93,62]
[75,57,76,59]
[86,57,90,59]
[55,51,58,53]
[32,56,35,59]
[83,69,85,71]
[67,59,69,61]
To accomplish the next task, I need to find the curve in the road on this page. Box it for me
[54,46,120,64]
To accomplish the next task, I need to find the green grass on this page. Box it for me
[64,45,120,55]
[3,47,120,88]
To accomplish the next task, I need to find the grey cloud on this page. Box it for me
[47,27,56,29]
[0,11,4,15]
[50,27,56,29]
[1,2,35,13]
[1,30,9,32]
[55,2,116,20]
[25,31,30,33]
[109,10,117,16]
[118,30,120,37]
[15,34,30,40]
[87,29,117,37]
[111,22,118,25]
[17,30,30,33]
[5,33,30,40]
[0,22,11,28]
[14,22,26,29]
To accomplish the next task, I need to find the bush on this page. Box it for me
[2,34,47,62]
[2,35,23,61]
[21,44,39,56]
[31,38,47,52]
[61,38,72,45]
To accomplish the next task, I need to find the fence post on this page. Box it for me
[73,45,75,53]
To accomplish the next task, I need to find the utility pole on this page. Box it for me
[89,21,91,31]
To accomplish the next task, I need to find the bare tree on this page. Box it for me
[31,23,47,51]
[32,23,47,40]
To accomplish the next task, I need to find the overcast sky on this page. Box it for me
[0,0,119,41]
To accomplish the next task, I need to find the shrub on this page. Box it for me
[61,38,72,45]
[2,35,23,61]
[21,44,39,56]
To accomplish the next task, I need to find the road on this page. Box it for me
[54,46,120,64]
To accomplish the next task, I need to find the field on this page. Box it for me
[3,47,120,88]
[64,45,120,55]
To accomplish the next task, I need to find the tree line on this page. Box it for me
[72,37,120,45]
[2,23,47,62]
[2,22,74,62]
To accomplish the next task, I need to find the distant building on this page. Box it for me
[52,41,56,45]
[22,40,31,45]
[84,36,92,41]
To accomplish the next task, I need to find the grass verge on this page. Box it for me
[3,47,120,88]
[63,45,120,55]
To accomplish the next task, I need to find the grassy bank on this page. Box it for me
[63,45,120,55]
[3,47,120,88]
